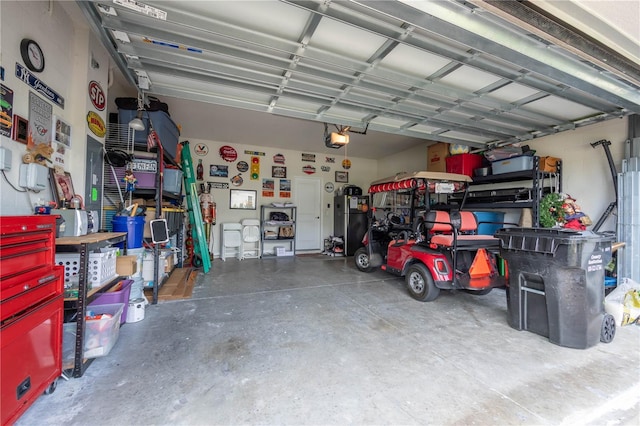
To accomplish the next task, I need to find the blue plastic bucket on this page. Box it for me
[473,211,505,235]
[112,216,145,248]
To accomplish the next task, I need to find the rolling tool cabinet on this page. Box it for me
[1,215,63,426]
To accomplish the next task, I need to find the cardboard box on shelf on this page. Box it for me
[129,198,146,208]
[116,255,137,276]
[428,143,449,172]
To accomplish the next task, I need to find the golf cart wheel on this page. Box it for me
[354,247,374,272]
[600,313,616,343]
[406,263,440,302]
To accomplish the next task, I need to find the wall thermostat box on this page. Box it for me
[19,163,49,192]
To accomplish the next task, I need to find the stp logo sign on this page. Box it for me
[88,81,105,111]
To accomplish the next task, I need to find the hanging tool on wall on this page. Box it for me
[590,140,618,233]
[180,140,211,273]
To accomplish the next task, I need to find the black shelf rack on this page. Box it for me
[57,232,127,378]
[461,156,562,227]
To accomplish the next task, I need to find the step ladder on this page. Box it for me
[180,141,211,273]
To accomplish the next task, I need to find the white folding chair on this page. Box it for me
[221,223,242,261]
[241,219,261,259]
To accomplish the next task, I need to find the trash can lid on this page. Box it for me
[495,227,614,255]
[495,227,613,241]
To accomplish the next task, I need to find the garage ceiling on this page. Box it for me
[78,0,640,156]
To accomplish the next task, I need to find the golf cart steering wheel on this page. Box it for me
[387,212,404,226]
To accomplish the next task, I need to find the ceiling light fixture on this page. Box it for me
[324,123,350,149]
[128,93,145,131]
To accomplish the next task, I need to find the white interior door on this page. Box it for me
[294,177,322,251]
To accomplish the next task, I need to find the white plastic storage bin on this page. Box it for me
[56,247,118,288]
[491,155,534,174]
[142,250,168,287]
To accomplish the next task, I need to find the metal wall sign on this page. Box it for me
[28,91,52,146]
[16,63,64,108]
[88,81,106,111]
[208,181,229,189]
[131,158,157,172]
[193,143,209,156]
[86,111,106,137]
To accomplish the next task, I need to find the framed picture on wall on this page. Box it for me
[12,115,28,144]
[272,166,286,178]
[53,115,71,148]
[230,189,257,210]
[50,169,75,207]
[335,171,349,183]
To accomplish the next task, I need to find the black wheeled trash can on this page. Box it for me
[495,228,616,349]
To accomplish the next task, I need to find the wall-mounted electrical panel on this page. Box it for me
[19,163,49,192]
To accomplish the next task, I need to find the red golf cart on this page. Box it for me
[354,171,507,301]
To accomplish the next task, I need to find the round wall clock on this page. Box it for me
[325,182,334,193]
[20,39,45,73]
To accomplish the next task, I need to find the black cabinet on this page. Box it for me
[334,195,369,256]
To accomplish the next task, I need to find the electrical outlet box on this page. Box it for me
[19,163,49,192]
[0,147,11,171]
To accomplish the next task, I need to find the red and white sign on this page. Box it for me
[302,165,316,175]
[219,145,238,162]
[88,81,106,111]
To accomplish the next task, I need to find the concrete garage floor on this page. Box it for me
[17,255,640,425]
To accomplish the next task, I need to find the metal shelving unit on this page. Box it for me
[260,205,296,257]
[460,156,562,227]
[57,232,127,378]
[103,122,185,304]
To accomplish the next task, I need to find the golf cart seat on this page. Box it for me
[424,210,500,250]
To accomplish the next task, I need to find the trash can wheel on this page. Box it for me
[600,314,616,343]
[43,378,57,395]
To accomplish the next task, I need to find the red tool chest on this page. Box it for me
[1,215,63,426]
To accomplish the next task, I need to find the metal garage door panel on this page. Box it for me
[175,1,311,41]
[523,97,601,121]
[379,44,453,77]
[410,123,444,134]
[485,83,541,104]
[78,0,640,153]
[439,67,504,92]
[440,131,495,144]
[309,18,388,62]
